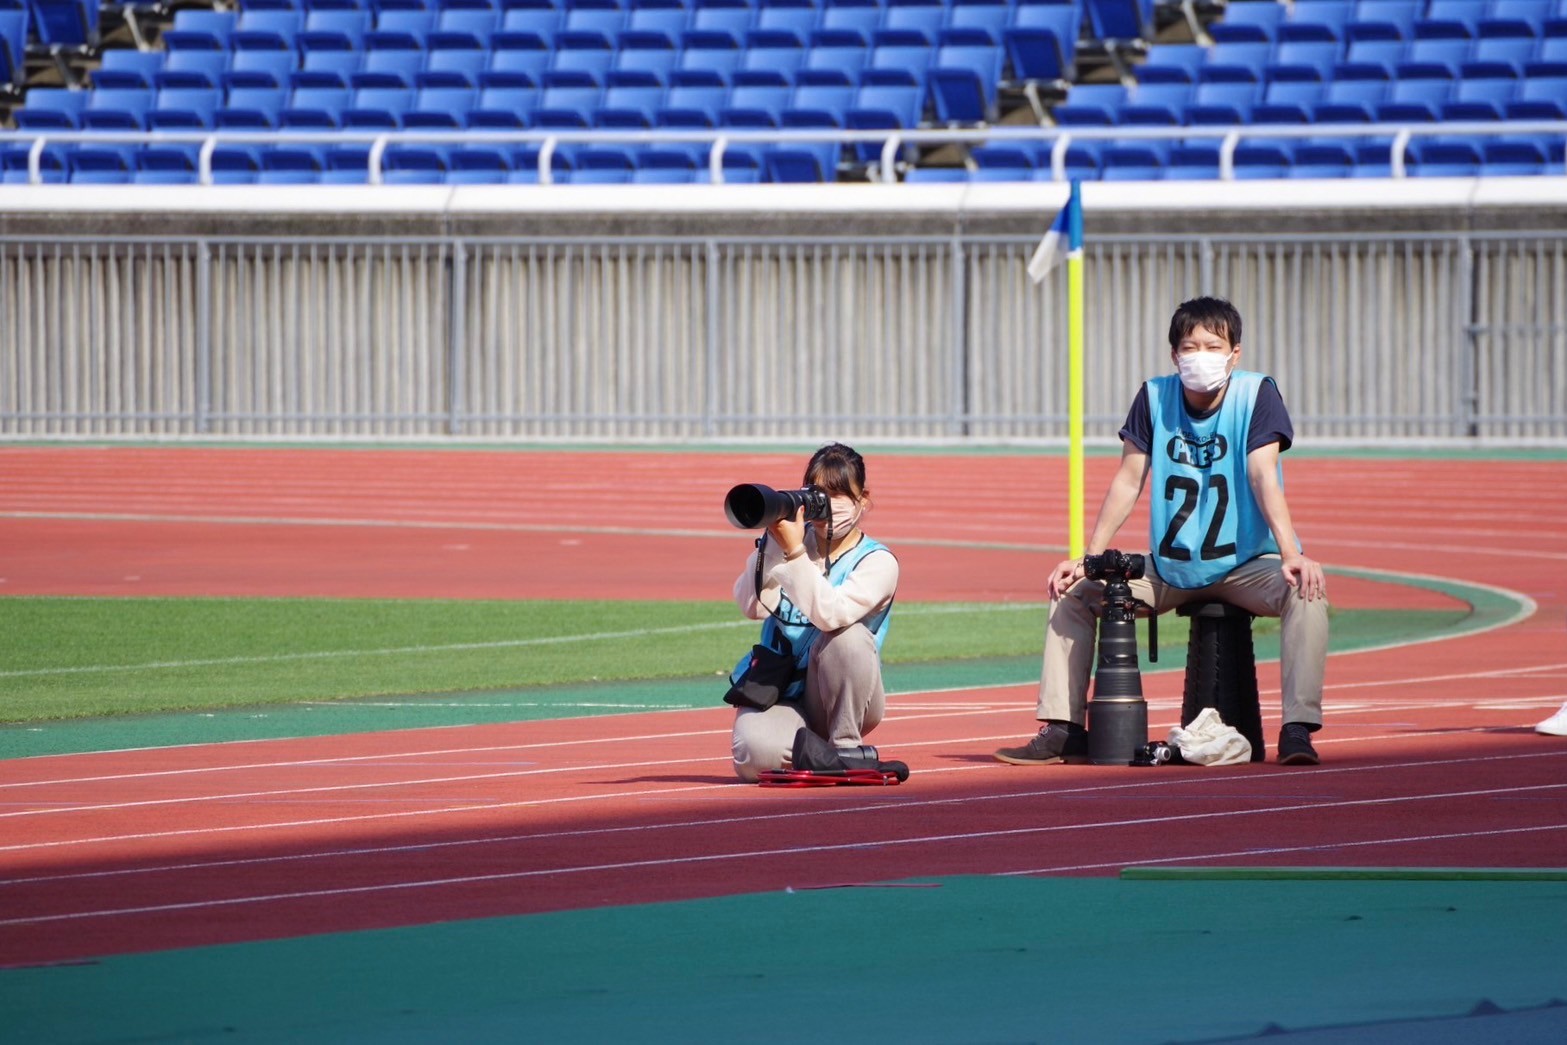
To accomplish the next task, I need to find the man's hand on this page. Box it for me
[1047,557,1084,600]
[1280,553,1327,600]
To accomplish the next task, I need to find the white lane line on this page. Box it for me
[1,745,1562,860]
[1003,821,1567,875]
[3,775,1564,928]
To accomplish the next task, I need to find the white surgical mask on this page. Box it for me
[1176,350,1234,394]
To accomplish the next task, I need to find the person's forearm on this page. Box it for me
[1085,473,1143,554]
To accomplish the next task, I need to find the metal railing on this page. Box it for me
[3,123,1565,184]
[3,222,1564,442]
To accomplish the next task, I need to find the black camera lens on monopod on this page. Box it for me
[724,484,830,529]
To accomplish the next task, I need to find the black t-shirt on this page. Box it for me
[1119,377,1294,456]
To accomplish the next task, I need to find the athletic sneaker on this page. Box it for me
[1277,722,1320,765]
[994,722,1088,765]
[1535,702,1567,737]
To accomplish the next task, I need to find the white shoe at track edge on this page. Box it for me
[1535,703,1567,737]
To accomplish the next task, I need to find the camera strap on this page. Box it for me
[752,534,797,653]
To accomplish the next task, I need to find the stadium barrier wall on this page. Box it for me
[1,179,1564,443]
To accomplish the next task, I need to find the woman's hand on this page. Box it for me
[767,507,807,559]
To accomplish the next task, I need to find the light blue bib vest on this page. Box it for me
[730,535,894,702]
[1146,370,1285,589]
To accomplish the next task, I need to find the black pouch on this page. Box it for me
[723,642,797,711]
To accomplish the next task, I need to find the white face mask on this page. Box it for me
[1176,350,1234,394]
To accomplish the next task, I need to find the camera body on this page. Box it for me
[724,483,831,529]
[1083,549,1146,582]
[1130,741,1174,767]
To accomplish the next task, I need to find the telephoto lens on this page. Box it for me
[723,484,830,529]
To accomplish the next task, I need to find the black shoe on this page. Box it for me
[1277,722,1320,765]
[995,722,1087,765]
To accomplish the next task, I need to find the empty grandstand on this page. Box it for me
[0,0,1564,183]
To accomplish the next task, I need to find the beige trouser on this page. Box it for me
[731,623,886,782]
[1036,555,1328,729]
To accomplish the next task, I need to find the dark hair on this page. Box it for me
[803,442,866,498]
[1168,297,1242,350]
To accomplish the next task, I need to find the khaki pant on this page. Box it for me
[731,623,886,782]
[1036,555,1328,729]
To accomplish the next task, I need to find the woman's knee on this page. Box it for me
[731,711,793,782]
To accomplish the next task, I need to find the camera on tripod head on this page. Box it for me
[1082,549,1146,582]
[724,483,831,530]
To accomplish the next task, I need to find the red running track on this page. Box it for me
[1,447,1565,965]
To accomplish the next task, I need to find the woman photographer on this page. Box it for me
[728,443,899,782]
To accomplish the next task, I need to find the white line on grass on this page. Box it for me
[0,602,1048,680]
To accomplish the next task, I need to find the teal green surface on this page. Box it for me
[5,876,1566,1043]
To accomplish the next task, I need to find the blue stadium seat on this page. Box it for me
[1440,76,1517,119]
[1209,0,1289,43]
[723,80,792,125]
[547,43,617,86]
[494,7,561,50]
[1344,0,1424,42]
[217,86,288,129]
[281,86,351,129]
[1120,81,1192,124]
[147,86,219,129]
[421,47,487,88]
[81,86,153,129]
[817,0,881,44]
[445,146,510,184]
[403,86,472,127]
[1254,79,1326,122]
[799,42,869,84]
[1462,35,1535,77]
[625,2,690,48]
[1185,80,1260,123]
[928,42,1004,122]
[1376,77,1452,119]
[69,144,137,184]
[688,0,755,48]
[1101,139,1169,180]
[161,10,237,51]
[1525,37,1567,78]
[674,41,744,85]
[232,9,303,51]
[1408,136,1482,175]
[567,147,636,184]
[1481,136,1552,175]
[632,148,700,183]
[94,49,163,89]
[1166,140,1225,180]
[784,81,856,125]
[1004,3,1081,86]
[611,35,679,84]
[882,0,948,46]
[944,0,1012,47]
[30,0,99,49]
[294,50,361,89]
[258,145,327,185]
[1198,40,1273,82]
[594,81,665,125]
[1135,43,1208,83]
[1266,39,1343,81]
[1312,78,1388,121]
[343,86,412,128]
[1287,141,1354,177]
[864,37,935,85]
[225,50,297,90]
[429,8,498,50]
[0,9,25,90]
[735,39,807,84]
[1087,0,1156,43]
[1278,1,1355,42]
[14,86,88,129]
[1335,38,1406,79]
[754,2,819,47]
[468,85,536,127]
[353,48,424,88]
[209,144,264,185]
[658,80,727,125]
[1479,0,1553,37]
[155,49,227,90]
[532,81,603,127]
[1397,37,1471,78]
[763,141,839,181]
[383,143,450,184]
[1416,0,1487,38]
[1232,139,1294,178]
[135,144,203,184]
[483,46,550,88]
[299,10,372,52]
[1051,82,1127,125]
[366,10,436,51]
[970,143,1035,181]
[1505,74,1567,117]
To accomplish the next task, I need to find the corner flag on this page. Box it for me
[1027,182,1087,557]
